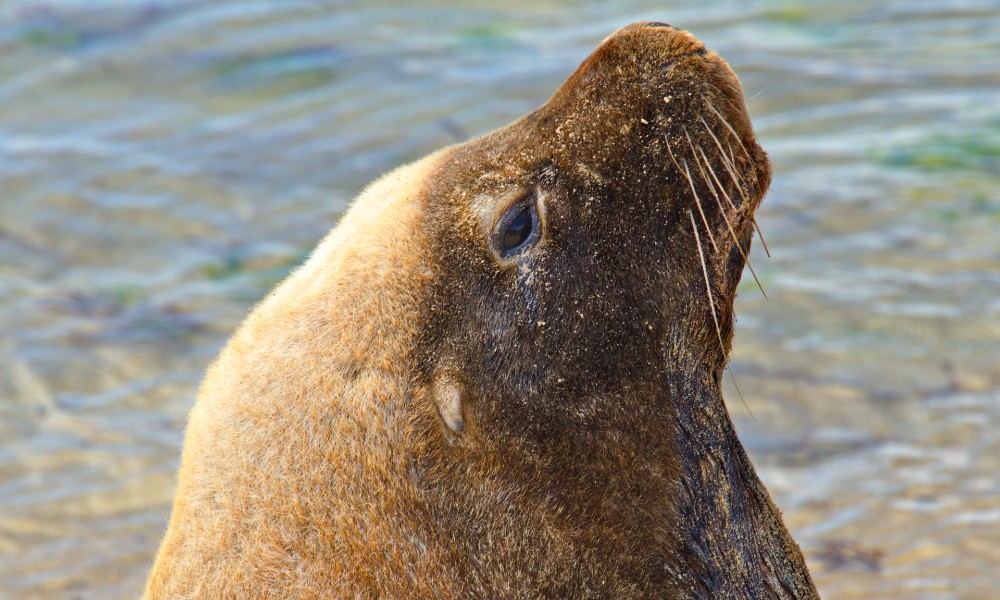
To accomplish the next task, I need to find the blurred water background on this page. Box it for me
[1,0,998,598]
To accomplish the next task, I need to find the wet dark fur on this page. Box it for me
[146,22,818,599]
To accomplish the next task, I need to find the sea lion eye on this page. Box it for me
[504,207,532,250]
[496,202,539,259]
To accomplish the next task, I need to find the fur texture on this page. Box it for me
[145,23,819,599]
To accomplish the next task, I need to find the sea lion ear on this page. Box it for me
[432,374,467,435]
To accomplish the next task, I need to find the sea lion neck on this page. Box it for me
[663,347,819,597]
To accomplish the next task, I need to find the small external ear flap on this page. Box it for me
[433,377,466,435]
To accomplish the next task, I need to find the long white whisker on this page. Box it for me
[699,115,749,206]
[699,115,771,258]
[689,209,754,418]
[695,146,767,299]
[706,100,750,161]
[690,209,723,354]
[683,158,718,254]
[752,218,771,258]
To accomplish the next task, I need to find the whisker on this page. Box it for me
[699,115,750,207]
[688,208,757,421]
[682,158,718,254]
[684,125,768,299]
[689,208,752,417]
[724,138,773,257]
[699,117,771,257]
[665,136,684,172]
[727,140,739,172]
[683,127,720,206]
[667,139,718,254]
[689,208,724,356]
[704,82,749,129]
[690,145,738,242]
[682,127,702,168]
[706,78,745,103]
[706,100,750,162]
[752,217,771,258]
[695,146,767,299]
[697,145,738,215]
[727,363,754,419]
[685,128,740,247]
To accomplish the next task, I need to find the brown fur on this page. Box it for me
[145,23,819,599]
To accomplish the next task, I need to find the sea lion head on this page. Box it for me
[419,21,769,444]
[406,22,788,595]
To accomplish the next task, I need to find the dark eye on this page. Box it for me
[503,207,532,250]
[497,202,539,259]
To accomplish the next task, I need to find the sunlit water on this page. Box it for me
[1,1,998,598]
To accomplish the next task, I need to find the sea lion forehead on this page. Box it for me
[451,24,727,165]
[485,24,735,186]
[432,22,756,248]
[548,22,712,115]
[592,21,708,67]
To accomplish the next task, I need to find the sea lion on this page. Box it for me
[145,22,819,599]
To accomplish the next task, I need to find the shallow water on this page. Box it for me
[1,1,998,598]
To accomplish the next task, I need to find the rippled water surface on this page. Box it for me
[2,1,998,598]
